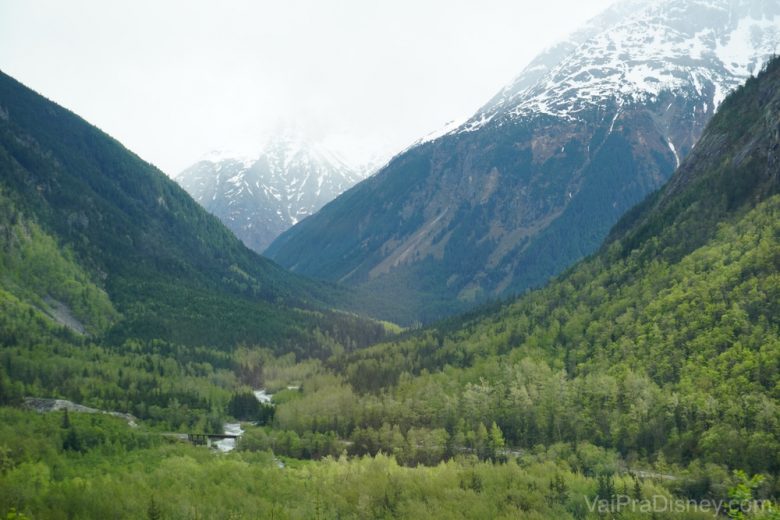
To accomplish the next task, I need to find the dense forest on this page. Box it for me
[0,44,779,520]
[9,407,766,520]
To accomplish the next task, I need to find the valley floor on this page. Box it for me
[0,407,768,520]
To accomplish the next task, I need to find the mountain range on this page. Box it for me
[175,135,370,253]
[266,0,780,325]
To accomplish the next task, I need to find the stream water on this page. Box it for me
[215,389,272,453]
[253,389,272,404]
[214,422,244,452]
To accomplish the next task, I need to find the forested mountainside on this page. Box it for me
[176,134,367,253]
[267,0,780,325]
[1,57,777,520]
[0,70,386,351]
[260,55,780,487]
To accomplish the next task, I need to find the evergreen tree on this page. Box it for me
[147,497,162,520]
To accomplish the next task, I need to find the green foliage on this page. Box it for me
[227,392,275,424]
[0,293,239,430]
[727,471,780,520]
[146,497,162,520]
[0,190,118,334]
[267,194,780,472]
[0,407,721,519]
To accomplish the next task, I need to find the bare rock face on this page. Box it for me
[266,0,780,324]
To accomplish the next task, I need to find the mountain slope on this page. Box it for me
[176,136,366,253]
[266,0,780,325]
[0,71,385,352]
[270,56,780,475]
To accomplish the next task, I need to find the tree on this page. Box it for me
[726,471,779,520]
[488,422,506,461]
[547,473,569,505]
[596,474,616,502]
[62,428,82,452]
[5,509,31,520]
[632,475,642,500]
[147,497,162,520]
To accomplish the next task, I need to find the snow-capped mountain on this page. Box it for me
[267,0,780,325]
[175,135,368,253]
[444,0,780,136]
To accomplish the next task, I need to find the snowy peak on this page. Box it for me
[450,0,779,134]
[176,135,369,253]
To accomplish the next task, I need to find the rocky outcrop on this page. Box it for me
[24,397,138,427]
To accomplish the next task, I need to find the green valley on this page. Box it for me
[0,12,779,520]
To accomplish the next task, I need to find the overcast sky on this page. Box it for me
[0,0,615,174]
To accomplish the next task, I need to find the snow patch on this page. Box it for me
[667,139,680,168]
[716,15,780,78]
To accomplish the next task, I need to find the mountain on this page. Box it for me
[266,0,780,325]
[0,71,386,353]
[272,56,780,477]
[175,135,368,253]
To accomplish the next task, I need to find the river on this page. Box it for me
[215,388,273,453]
[214,422,244,452]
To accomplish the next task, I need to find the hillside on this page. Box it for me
[0,70,385,352]
[176,134,367,253]
[262,56,780,477]
[266,0,780,325]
